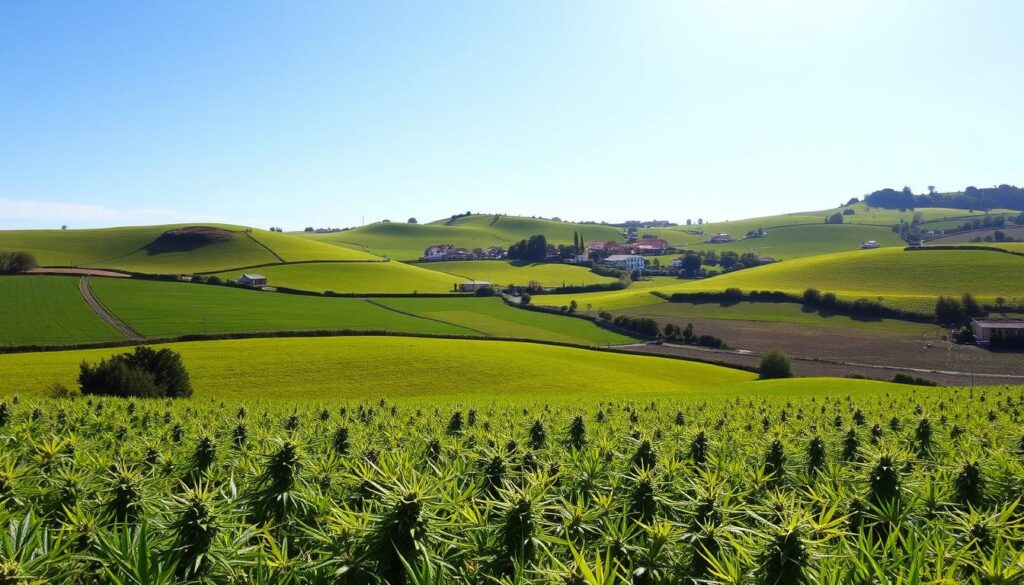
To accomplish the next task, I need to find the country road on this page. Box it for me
[78,276,144,342]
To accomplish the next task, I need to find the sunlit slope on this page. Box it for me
[213,261,464,294]
[539,247,1024,312]
[649,224,903,260]
[0,336,757,400]
[0,224,379,273]
[420,260,616,287]
[300,215,624,260]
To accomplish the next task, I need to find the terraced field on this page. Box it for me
[89,278,472,338]
[212,261,464,294]
[663,223,904,260]
[419,260,617,287]
[0,336,756,400]
[374,297,631,345]
[0,275,121,345]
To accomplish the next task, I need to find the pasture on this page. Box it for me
[0,336,756,400]
[374,297,632,345]
[0,275,122,346]
[419,260,617,287]
[89,278,473,338]
[212,260,463,294]
[669,223,904,260]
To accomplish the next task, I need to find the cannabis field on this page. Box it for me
[1,384,1022,584]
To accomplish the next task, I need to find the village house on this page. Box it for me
[423,244,455,261]
[237,274,268,287]
[602,254,646,272]
[971,319,1024,345]
[709,233,733,244]
[860,240,880,249]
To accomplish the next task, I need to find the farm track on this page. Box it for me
[78,276,144,342]
[362,299,491,336]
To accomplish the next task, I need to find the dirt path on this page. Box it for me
[78,276,145,342]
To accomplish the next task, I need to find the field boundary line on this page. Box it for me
[361,299,491,337]
[78,276,145,343]
[242,232,286,263]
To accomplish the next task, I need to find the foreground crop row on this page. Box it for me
[0,386,1022,584]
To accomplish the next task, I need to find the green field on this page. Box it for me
[0,276,122,346]
[0,223,382,274]
[89,278,472,338]
[0,336,756,400]
[212,260,464,294]
[542,247,1024,313]
[617,299,936,334]
[374,297,632,345]
[660,223,904,260]
[420,260,616,287]
[299,215,624,260]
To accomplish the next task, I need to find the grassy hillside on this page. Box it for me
[420,260,616,287]
[89,278,473,338]
[300,215,624,260]
[0,276,122,346]
[0,336,756,400]
[212,261,464,294]
[0,224,380,274]
[374,297,632,345]
[650,223,904,261]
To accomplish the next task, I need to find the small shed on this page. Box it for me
[459,280,492,292]
[237,273,268,287]
[971,319,1024,345]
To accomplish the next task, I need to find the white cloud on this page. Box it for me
[0,198,177,227]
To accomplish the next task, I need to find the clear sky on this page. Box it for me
[2,1,1022,230]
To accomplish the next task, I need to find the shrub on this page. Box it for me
[78,346,193,398]
[723,287,743,300]
[802,288,821,305]
[206,276,223,286]
[598,311,612,321]
[474,286,495,297]
[891,373,938,387]
[759,350,793,380]
[0,251,38,274]
[520,293,531,306]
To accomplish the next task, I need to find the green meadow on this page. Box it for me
[374,297,632,345]
[0,276,122,346]
[665,223,904,260]
[0,336,757,400]
[89,278,471,338]
[420,260,616,287]
[212,260,463,294]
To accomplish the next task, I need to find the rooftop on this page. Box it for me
[605,254,641,261]
[241,273,266,279]
[972,319,1024,329]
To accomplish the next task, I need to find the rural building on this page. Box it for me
[459,280,492,292]
[237,274,267,287]
[709,233,733,243]
[423,244,455,261]
[860,240,880,249]
[971,319,1024,344]
[603,254,646,272]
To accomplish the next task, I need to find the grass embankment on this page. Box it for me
[0,336,758,400]
[541,247,1024,313]
[212,261,463,294]
[0,276,122,346]
[420,260,616,287]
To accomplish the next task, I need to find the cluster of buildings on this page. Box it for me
[422,244,505,261]
[587,234,670,256]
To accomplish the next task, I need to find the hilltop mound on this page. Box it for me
[146,226,236,252]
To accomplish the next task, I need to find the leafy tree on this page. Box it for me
[961,292,983,319]
[0,251,38,274]
[407,217,418,224]
[759,350,793,379]
[935,296,964,325]
[79,346,193,398]
[826,212,844,224]
[680,253,702,277]
[802,288,822,305]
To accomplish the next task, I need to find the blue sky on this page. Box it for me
[2,0,1022,229]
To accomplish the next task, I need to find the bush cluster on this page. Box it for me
[78,346,193,398]
[0,251,38,273]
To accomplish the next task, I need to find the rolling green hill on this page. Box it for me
[0,224,380,274]
[0,276,122,346]
[0,336,756,400]
[299,215,623,260]
[419,260,617,287]
[540,247,1024,313]
[212,261,463,294]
